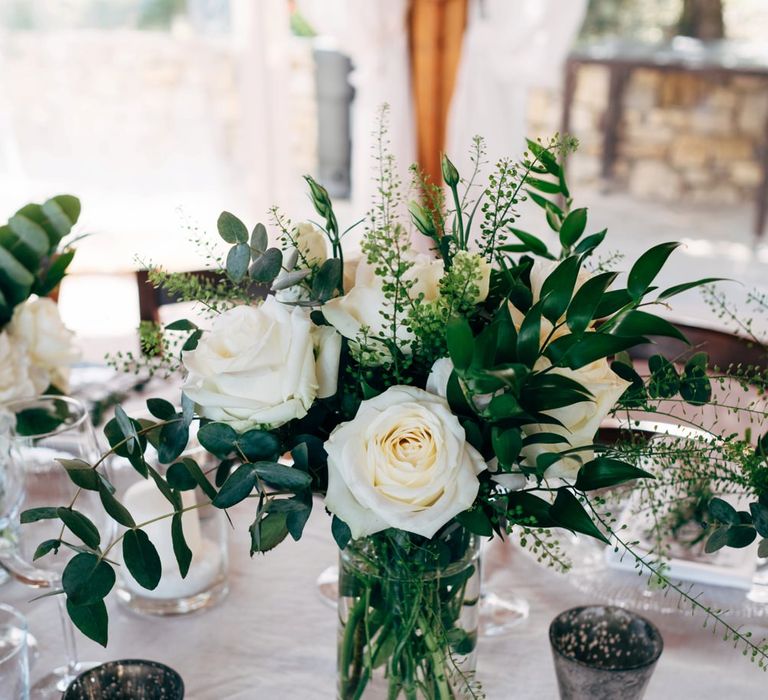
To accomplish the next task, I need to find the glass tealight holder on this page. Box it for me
[549,605,663,700]
[0,604,30,700]
[114,447,229,616]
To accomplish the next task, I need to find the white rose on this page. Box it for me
[426,357,454,398]
[294,222,327,266]
[324,385,487,539]
[0,331,36,402]
[521,358,631,479]
[182,298,341,431]
[322,254,444,362]
[508,258,593,348]
[9,297,79,392]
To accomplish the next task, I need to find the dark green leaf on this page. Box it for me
[705,526,730,553]
[566,272,617,334]
[8,214,49,259]
[285,494,312,541]
[217,211,249,244]
[559,208,587,248]
[198,422,238,459]
[57,507,100,549]
[123,529,162,590]
[312,258,342,301]
[146,398,176,421]
[558,333,648,370]
[727,525,757,549]
[250,247,283,283]
[212,464,258,508]
[98,483,135,528]
[0,246,34,305]
[178,457,217,501]
[574,229,607,256]
[648,355,680,399]
[20,507,60,524]
[157,421,189,464]
[507,492,556,527]
[250,512,290,554]
[517,302,542,367]
[251,223,268,254]
[238,430,281,462]
[33,539,61,560]
[656,278,727,301]
[253,462,312,491]
[67,599,108,647]
[167,462,199,491]
[57,459,99,491]
[550,490,609,544]
[540,257,581,323]
[750,503,768,538]
[456,507,493,537]
[709,497,739,526]
[35,249,75,296]
[503,229,554,259]
[62,553,115,605]
[492,428,523,466]
[165,319,198,331]
[680,354,711,406]
[526,176,561,194]
[331,515,351,550]
[171,513,192,578]
[147,466,182,511]
[594,289,631,319]
[446,317,474,372]
[487,393,524,419]
[575,458,654,490]
[226,242,251,282]
[627,242,679,300]
[610,310,689,343]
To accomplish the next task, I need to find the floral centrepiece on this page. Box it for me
[22,123,768,696]
[0,196,81,402]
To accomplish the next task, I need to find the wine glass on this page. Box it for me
[0,395,115,698]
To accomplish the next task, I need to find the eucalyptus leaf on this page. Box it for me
[62,553,115,605]
[67,599,108,647]
[57,507,101,549]
[172,513,193,578]
[226,242,250,282]
[250,248,283,283]
[250,223,268,254]
[331,515,352,550]
[157,421,189,464]
[123,529,162,590]
[212,464,258,508]
[238,430,281,461]
[217,211,249,244]
[250,512,290,554]
[98,483,135,528]
[197,422,238,459]
[253,462,312,491]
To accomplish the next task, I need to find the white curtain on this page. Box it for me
[446,0,587,172]
[299,0,415,221]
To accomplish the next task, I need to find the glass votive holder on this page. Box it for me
[114,447,229,616]
[0,604,30,700]
[549,605,663,700]
[63,659,184,699]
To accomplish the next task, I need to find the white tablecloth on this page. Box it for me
[2,500,766,699]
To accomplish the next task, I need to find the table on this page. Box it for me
[561,37,768,239]
[3,501,766,698]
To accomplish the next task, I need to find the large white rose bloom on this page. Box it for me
[521,358,631,479]
[0,331,36,402]
[182,298,342,431]
[9,297,79,392]
[324,385,487,539]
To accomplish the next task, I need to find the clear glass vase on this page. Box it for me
[337,526,481,699]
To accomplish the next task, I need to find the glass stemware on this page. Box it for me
[0,396,115,699]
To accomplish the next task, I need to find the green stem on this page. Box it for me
[451,185,465,249]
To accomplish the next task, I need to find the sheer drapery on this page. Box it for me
[446,0,587,171]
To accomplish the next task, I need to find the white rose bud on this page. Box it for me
[9,297,79,392]
[521,358,631,479]
[294,222,327,266]
[322,254,445,364]
[324,385,487,539]
[182,298,341,431]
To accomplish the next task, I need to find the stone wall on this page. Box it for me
[528,65,768,204]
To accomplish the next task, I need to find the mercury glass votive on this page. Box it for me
[549,605,663,700]
[63,660,183,700]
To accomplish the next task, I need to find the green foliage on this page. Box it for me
[0,194,79,326]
